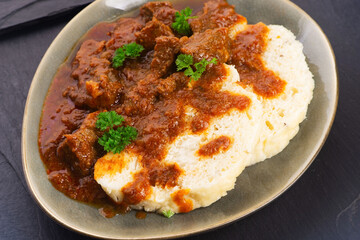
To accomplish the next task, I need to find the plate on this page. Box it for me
[22,0,338,239]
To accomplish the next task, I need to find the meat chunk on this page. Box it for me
[120,50,154,84]
[106,18,144,50]
[65,40,122,109]
[72,40,106,80]
[156,78,176,98]
[156,72,189,97]
[180,28,230,64]
[57,112,102,176]
[120,74,160,116]
[140,1,177,26]
[190,0,246,33]
[151,36,180,77]
[135,18,174,50]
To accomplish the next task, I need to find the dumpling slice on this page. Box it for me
[230,23,314,166]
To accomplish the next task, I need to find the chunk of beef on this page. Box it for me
[65,39,122,109]
[57,112,102,177]
[180,28,230,64]
[140,1,177,26]
[60,106,88,132]
[189,0,246,33]
[119,74,160,116]
[135,18,174,50]
[151,36,180,77]
[120,50,154,84]
[72,40,106,80]
[156,77,176,98]
[156,72,189,97]
[106,18,144,50]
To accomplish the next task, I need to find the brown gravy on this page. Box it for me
[38,0,285,217]
[198,136,232,157]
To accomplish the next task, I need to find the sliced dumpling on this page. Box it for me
[230,23,314,166]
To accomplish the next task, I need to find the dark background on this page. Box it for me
[0,0,359,239]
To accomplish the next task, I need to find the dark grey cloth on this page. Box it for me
[0,0,92,34]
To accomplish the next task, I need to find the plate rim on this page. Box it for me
[21,0,339,239]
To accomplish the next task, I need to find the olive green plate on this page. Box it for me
[22,0,338,239]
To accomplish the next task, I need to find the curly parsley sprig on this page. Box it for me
[172,7,197,36]
[112,42,144,68]
[176,54,194,71]
[96,111,124,131]
[96,111,137,154]
[98,126,137,154]
[175,54,218,82]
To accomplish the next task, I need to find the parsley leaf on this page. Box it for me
[183,67,194,78]
[190,58,218,81]
[112,42,144,68]
[96,111,124,131]
[96,111,138,154]
[172,7,197,36]
[112,48,126,68]
[175,54,193,71]
[122,42,144,58]
[98,127,138,154]
[162,210,175,218]
[175,54,218,82]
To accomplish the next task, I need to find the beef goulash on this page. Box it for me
[39,0,314,218]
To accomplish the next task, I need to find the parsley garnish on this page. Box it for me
[96,111,138,154]
[112,42,144,68]
[176,54,193,71]
[175,54,218,82]
[172,7,197,36]
[96,111,124,131]
[162,210,175,218]
[112,48,126,68]
[98,126,137,154]
[123,42,144,58]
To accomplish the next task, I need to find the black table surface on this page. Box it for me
[1,0,359,239]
